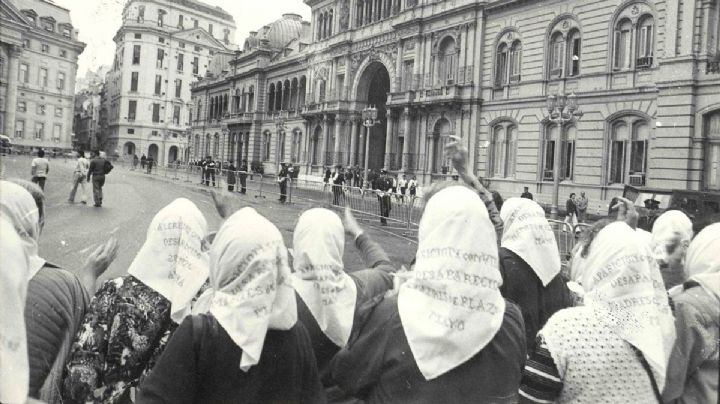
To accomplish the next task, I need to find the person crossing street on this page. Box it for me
[87,150,112,207]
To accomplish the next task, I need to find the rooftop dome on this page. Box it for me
[243,14,304,52]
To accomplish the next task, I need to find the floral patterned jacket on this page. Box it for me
[62,275,176,404]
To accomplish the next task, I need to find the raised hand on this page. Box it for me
[343,207,364,240]
[612,196,639,230]
[444,135,468,176]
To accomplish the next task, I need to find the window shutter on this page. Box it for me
[613,30,621,69]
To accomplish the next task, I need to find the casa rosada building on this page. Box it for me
[190,0,720,206]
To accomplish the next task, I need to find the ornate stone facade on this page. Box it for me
[191,0,720,206]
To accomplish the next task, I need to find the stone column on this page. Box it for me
[383,111,394,170]
[349,119,359,166]
[412,35,423,89]
[333,118,343,165]
[320,115,329,166]
[401,108,411,171]
[3,45,21,138]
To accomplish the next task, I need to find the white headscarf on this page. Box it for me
[651,210,693,265]
[499,197,561,286]
[0,215,31,404]
[127,198,209,324]
[683,223,720,300]
[192,208,297,371]
[0,181,45,277]
[398,186,505,380]
[580,221,676,390]
[292,208,357,347]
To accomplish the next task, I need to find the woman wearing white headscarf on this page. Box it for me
[0,215,31,404]
[498,197,572,351]
[330,186,526,403]
[63,198,209,404]
[138,208,325,404]
[651,210,694,289]
[0,180,97,404]
[663,223,719,404]
[292,208,395,375]
[520,221,676,403]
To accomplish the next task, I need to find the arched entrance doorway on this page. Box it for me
[168,145,178,162]
[356,61,390,171]
[148,144,159,161]
[123,141,136,156]
[430,118,452,173]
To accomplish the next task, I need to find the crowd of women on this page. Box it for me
[1,138,717,404]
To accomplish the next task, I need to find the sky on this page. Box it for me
[51,0,312,76]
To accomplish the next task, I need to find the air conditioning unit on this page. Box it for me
[543,170,554,181]
[629,174,646,186]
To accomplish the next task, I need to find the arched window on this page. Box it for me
[318,80,326,103]
[263,132,272,161]
[248,86,255,111]
[608,117,650,185]
[704,110,720,190]
[495,34,522,86]
[488,122,517,178]
[317,13,324,40]
[437,37,458,86]
[278,131,286,162]
[542,124,575,181]
[612,7,655,71]
[194,134,200,157]
[204,134,210,155]
[311,126,321,165]
[268,83,275,112]
[328,10,333,37]
[213,133,219,157]
[291,130,302,163]
[546,18,582,79]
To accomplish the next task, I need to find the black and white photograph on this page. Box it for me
[1,0,719,402]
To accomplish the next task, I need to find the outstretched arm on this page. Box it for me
[445,136,504,243]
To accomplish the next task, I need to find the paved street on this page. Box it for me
[0,154,417,285]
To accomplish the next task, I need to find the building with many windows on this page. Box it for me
[106,0,236,165]
[1,0,86,152]
[191,0,720,206]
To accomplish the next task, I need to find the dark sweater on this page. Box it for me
[329,296,526,404]
[296,233,395,376]
[137,314,326,404]
[498,247,572,352]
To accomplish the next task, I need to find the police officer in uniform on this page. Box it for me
[238,159,248,194]
[278,163,289,203]
[204,156,216,186]
[372,169,393,225]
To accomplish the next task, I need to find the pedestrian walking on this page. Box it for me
[146,155,154,174]
[576,191,589,222]
[564,192,578,231]
[330,165,345,206]
[87,150,112,207]
[521,186,534,200]
[132,154,139,170]
[226,161,236,192]
[68,150,90,204]
[238,159,248,194]
[30,149,50,191]
[277,163,289,203]
[372,169,392,225]
[140,154,147,170]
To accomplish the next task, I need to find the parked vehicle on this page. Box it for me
[623,185,720,233]
[0,135,12,154]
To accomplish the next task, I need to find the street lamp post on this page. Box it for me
[362,105,380,188]
[545,93,583,220]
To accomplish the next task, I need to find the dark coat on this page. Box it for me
[498,247,572,352]
[137,315,326,404]
[329,296,526,404]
